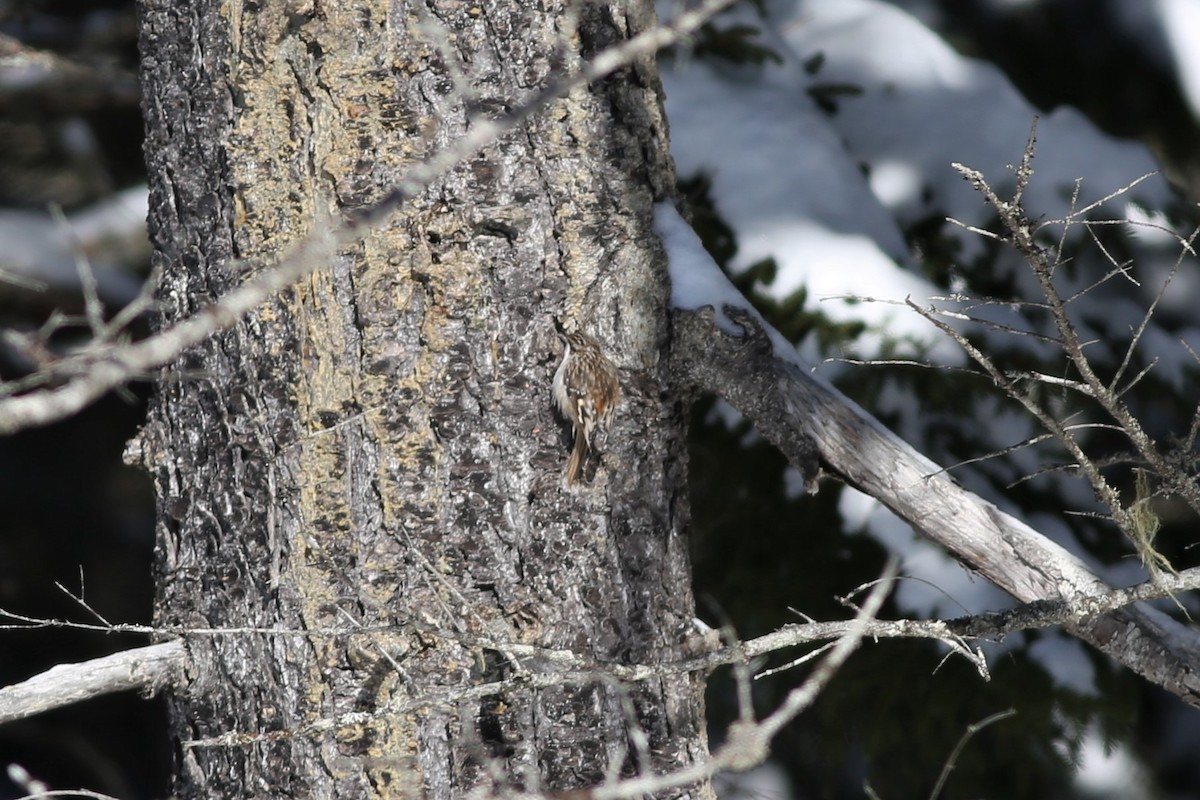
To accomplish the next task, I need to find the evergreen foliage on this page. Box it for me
[677,128,1164,799]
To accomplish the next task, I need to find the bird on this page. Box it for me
[551,329,621,485]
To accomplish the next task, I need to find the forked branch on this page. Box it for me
[671,304,1200,707]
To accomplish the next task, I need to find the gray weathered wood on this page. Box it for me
[0,641,185,726]
[672,305,1200,707]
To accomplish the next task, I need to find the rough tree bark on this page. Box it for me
[137,1,707,797]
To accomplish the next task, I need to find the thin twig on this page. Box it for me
[926,709,1017,800]
[6,562,1200,735]
[0,0,741,436]
[953,131,1200,572]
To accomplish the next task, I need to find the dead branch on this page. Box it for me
[0,0,739,436]
[952,125,1200,528]
[670,303,1200,708]
[0,641,185,726]
[4,560,1198,733]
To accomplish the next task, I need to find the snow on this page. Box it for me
[781,0,1168,237]
[838,485,1013,616]
[1129,0,1200,124]
[662,27,959,362]
[657,0,1200,710]
[888,0,1200,131]
[715,763,794,800]
[655,201,755,322]
[661,0,1183,353]
[0,186,148,308]
[657,0,1198,790]
[655,200,802,361]
[655,198,940,451]
[1028,635,1096,693]
[1070,726,1154,800]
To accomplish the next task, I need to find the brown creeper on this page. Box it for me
[552,330,621,485]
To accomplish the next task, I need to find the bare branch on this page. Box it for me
[1047,171,1161,224]
[1110,225,1200,393]
[5,561,1198,732]
[926,709,1017,800]
[953,144,1200,570]
[904,297,1125,526]
[0,641,185,726]
[48,203,106,338]
[754,558,893,739]
[671,304,1200,707]
[584,560,896,799]
[0,0,740,436]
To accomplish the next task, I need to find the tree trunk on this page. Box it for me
[137,1,707,797]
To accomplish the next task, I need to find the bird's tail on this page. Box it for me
[566,425,588,485]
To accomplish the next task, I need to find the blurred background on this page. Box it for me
[1,0,1199,797]
[0,1,163,798]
